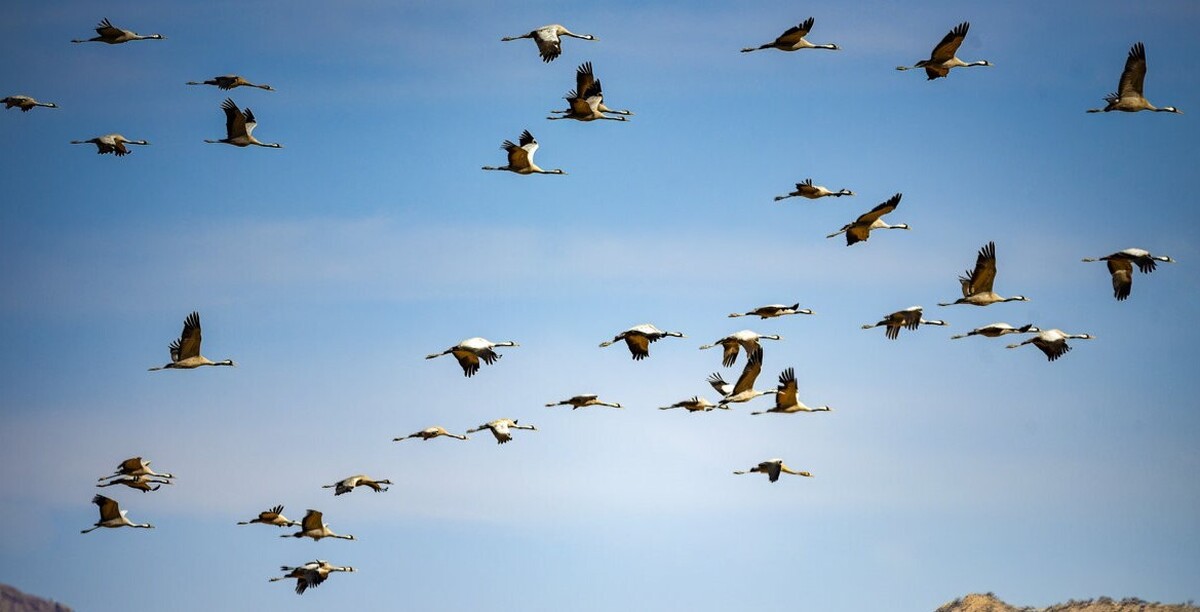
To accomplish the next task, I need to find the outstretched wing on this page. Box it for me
[775,17,815,46]
[95,18,123,38]
[732,347,763,395]
[220,98,248,138]
[575,62,596,99]
[176,311,203,360]
[301,509,323,531]
[1107,259,1133,301]
[930,22,969,63]
[534,29,562,62]
[855,193,901,225]
[961,241,997,296]
[1118,42,1147,99]
[624,334,651,360]
[774,367,798,410]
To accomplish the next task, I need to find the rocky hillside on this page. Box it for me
[0,584,71,612]
[937,593,1200,612]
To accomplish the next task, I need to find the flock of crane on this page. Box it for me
[9,13,1183,598]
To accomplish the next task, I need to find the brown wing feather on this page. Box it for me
[301,510,322,531]
[931,22,969,62]
[96,18,123,38]
[963,241,997,295]
[1119,42,1147,98]
[775,17,815,46]
[720,340,740,368]
[220,98,247,138]
[855,193,901,224]
[177,311,203,360]
[625,334,651,360]
[732,348,763,394]
[774,367,798,410]
[1107,259,1133,301]
[575,62,596,98]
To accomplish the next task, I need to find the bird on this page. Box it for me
[467,419,537,444]
[2,95,58,112]
[658,396,719,412]
[501,24,596,63]
[728,303,814,319]
[827,193,908,245]
[98,456,174,481]
[715,348,774,407]
[393,426,469,442]
[546,82,626,122]
[599,324,686,360]
[238,505,300,527]
[72,18,165,44]
[549,62,633,120]
[862,306,947,340]
[70,134,149,157]
[281,509,356,541]
[1087,42,1181,114]
[1082,248,1177,301]
[774,179,854,201]
[425,337,518,377]
[750,367,832,415]
[545,394,623,409]
[270,560,356,595]
[205,98,282,148]
[81,495,153,533]
[1007,329,1094,362]
[896,22,991,79]
[95,474,172,493]
[186,75,274,91]
[322,475,392,496]
[733,459,813,483]
[741,17,839,52]
[148,311,236,370]
[950,323,1039,340]
[938,242,1029,306]
[699,330,782,367]
[481,130,565,175]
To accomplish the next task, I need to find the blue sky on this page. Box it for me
[2,1,1198,610]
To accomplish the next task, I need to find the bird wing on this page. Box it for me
[923,64,950,80]
[846,224,871,245]
[113,140,129,156]
[732,348,763,395]
[624,334,651,360]
[94,494,119,519]
[719,339,741,368]
[118,457,145,473]
[775,367,798,410]
[262,505,285,520]
[1107,259,1133,301]
[775,17,815,46]
[962,241,998,295]
[502,141,530,169]
[1035,339,1071,361]
[901,308,924,331]
[856,193,901,225]
[453,350,481,377]
[1118,42,1147,98]
[564,90,592,115]
[766,462,782,482]
[302,510,323,531]
[176,311,203,360]
[582,81,604,109]
[534,29,562,62]
[930,22,969,63]
[574,62,596,98]
[95,18,123,38]
[707,373,729,395]
[221,98,247,138]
